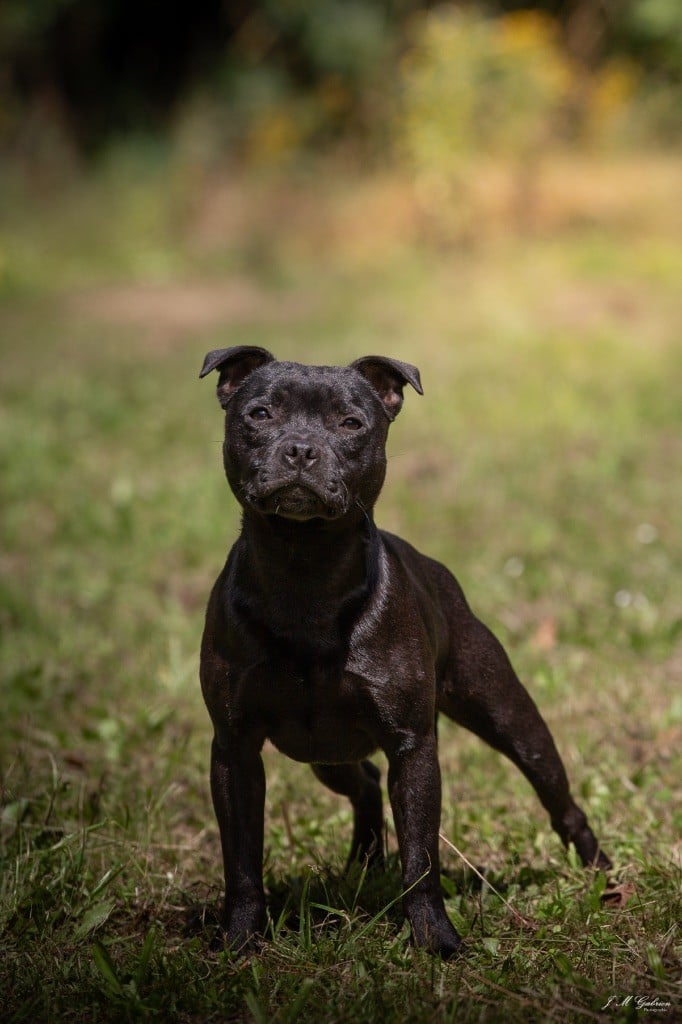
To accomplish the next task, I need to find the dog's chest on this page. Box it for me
[255,664,376,764]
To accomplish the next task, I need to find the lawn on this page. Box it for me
[1,152,680,1022]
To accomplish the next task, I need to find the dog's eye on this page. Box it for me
[249,407,271,421]
[341,417,363,431]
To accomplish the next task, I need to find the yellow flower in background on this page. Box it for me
[245,107,302,166]
[591,61,639,123]
[498,10,558,53]
[397,6,570,178]
[497,11,572,98]
[397,5,640,180]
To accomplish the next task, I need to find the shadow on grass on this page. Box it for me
[177,855,556,951]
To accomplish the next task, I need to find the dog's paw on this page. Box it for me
[212,902,267,956]
[593,850,613,872]
[431,933,466,961]
[412,928,465,961]
[211,925,264,957]
[409,904,464,961]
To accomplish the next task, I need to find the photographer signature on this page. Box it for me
[601,995,673,1013]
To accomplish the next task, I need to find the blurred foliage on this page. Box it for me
[180,2,396,167]
[0,0,680,166]
[610,0,682,82]
[399,11,573,172]
[395,9,646,236]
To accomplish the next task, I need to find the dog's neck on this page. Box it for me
[232,509,380,657]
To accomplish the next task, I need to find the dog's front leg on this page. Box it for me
[387,734,463,959]
[210,734,266,951]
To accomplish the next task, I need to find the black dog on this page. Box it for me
[199,347,610,959]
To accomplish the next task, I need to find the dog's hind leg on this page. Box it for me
[438,613,611,870]
[312,761,385,870]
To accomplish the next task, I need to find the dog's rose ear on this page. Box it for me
[351,356,423,420]
[200,346,275,408]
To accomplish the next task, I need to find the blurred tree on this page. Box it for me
[478,0,681,81]
[397,9,575,237]
[0,0,412,155]
[0,0,678,157]
[608,0,682,83]
[0,0,232,152]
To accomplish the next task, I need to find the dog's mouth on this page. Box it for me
[250,482,345,522]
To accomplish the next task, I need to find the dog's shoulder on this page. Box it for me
[378,529,470,612]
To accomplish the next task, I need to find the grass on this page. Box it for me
[1,150,681,1022]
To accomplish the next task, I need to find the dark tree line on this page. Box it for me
[1,0,679,153]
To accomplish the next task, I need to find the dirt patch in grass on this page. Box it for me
[190,154,682,259]
[66,277,318,342]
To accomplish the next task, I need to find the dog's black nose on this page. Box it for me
[281,439,321,467]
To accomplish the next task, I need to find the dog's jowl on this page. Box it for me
[199,346,610,959]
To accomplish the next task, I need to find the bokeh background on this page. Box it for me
[1,3,680,1022]
[1,0,681,287]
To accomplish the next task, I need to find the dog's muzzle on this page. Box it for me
[239,434,349,521]
[246,477,347,521]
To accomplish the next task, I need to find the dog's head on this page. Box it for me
[200,347,422,523]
